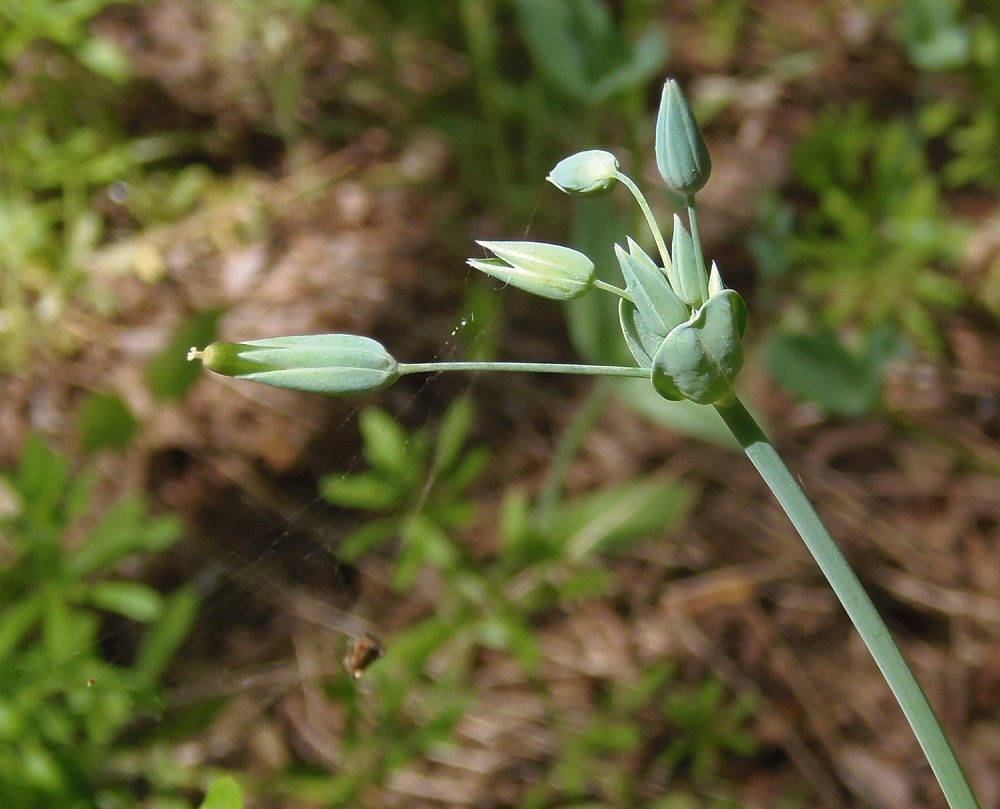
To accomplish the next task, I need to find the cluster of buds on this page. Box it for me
[483,78,746,405]
[190,79,746,407]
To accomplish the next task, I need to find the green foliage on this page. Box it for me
[323,395,691,605]
[0,436,199,808]
[500,474,692,613]
[548,662,673,801]
[510,0,667,104]
[753,104,965,352]
[0,0,218,372]
[893,0,971,71]
[7,0,987,804]
[147,310,223,400]
[446,0,666,219]
[316,396,702,803]
[321,396,488,589]
[0,0,136,369]
[458,276,504,361]
[566,197,635,368]
[659,674,758,783]
[0,1,133,72]
[694,0,749,69]
[910,1,1000,190]
[519,663,760,806]
[197,776,244,809]
[76,391,139,453]
[763,325,906,418]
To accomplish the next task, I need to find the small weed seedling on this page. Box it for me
[190,79,982,808]
[753,104,965,355]
[0,436,199,807]
[320,397,488,591]
[659,673,758,784]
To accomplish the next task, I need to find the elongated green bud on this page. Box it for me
[547,150,620,197]
[655,79,712,195]
[188,334,399,396]
[468,241,595,300]
[670,214,709,307]
[615,239,687,338]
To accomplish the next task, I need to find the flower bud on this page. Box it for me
[468,241,595,300]
[547,150,620,197]
[188,334,400,396]
[655,79,712,195]
[670,214,709,307]
[615,239,687,339]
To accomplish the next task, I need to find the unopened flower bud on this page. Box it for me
[655,79,712,195]
[615,239,687,339]
[547,150,620,197]
[670,214,709,308]
[468,241,595,300]
[188,334,399,396]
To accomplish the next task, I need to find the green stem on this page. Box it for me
[714,396,980,809]
[593,279,632,302]
[614,170,673,284]
[398,361,650,379]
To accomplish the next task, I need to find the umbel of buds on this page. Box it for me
[190,78,745,407]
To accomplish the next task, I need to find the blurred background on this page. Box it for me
[2,1,1000,807]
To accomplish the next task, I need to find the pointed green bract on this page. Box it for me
[615,239,687,339]
[708,260,724,297]
[547,150,620,197]
[469,241,595,300]
[655,79,712,195]
[628,233,674,284]
[651,290,747,405]
[191,334,400,396]
[619,299,663,369]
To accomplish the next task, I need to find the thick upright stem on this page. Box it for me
[714,396,979,809]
